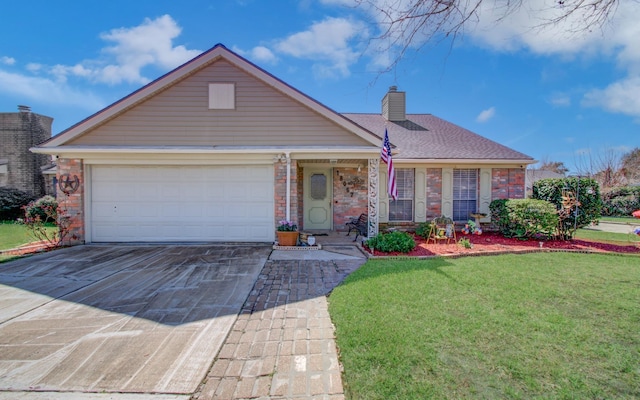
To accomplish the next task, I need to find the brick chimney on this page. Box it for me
[382,86,406,122]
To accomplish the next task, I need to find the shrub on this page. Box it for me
[601,186,640,216]
[415,222,431,238]
[532,177,602,239]
[365,231,416,253]
[490,198,559,239]
[0,187,35,221]
[24,195,57,223]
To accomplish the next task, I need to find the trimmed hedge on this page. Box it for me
[365,231,416,253]
[532,177,602,239]
[489,198,559,239]
[601,186,640,216]
[0,187,35,221]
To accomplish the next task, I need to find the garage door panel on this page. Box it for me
[91,165,274,242]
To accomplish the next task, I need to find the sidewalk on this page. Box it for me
[193,254,365,399]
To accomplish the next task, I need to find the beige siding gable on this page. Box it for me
[69,60,371,147]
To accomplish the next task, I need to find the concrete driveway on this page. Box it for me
[0,244,270,397]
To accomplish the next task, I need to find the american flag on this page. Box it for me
[381,128,398,200]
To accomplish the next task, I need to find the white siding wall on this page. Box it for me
[70,60,370,147]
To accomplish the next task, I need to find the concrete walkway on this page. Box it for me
[587,221,640,234]
[193,254,366,399]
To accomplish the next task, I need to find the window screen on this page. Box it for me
[453,169,478,221]
[389,168,414,221]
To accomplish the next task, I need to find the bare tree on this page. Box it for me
[574,147,625,190]
[355,0,622,71]
[620,147,640,184]
[539,159,569,175]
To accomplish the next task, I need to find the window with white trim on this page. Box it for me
[453,169,478,221]
[389,168,414,221]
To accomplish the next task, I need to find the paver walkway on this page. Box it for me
[194,258,365,399]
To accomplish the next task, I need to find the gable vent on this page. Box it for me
[382,86,406,122]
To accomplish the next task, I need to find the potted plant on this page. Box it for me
[276,220,299,246]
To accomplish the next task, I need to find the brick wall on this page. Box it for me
[274,160,299,228]
[56,158,84,245]
[0,109,53,196]
[492,168,526,200]
[426,168,442,219]
[333,167,367,230]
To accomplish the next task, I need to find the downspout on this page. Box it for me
[285,152,291,221]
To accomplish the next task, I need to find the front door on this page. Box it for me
[303,168,332,230]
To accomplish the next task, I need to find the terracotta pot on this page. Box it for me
[276,231,299,246]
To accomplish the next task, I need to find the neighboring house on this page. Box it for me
[33,44,534,245]
[525,169,565,197]
[1,106,53,196]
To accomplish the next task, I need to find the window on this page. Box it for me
[453,169,478,221]
[389,168,414,221]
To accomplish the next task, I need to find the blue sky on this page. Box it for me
[1,0,638,173]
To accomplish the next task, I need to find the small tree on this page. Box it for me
[532,177,602,239]
[0,187,35,221]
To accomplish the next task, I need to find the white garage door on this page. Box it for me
[90,165,274,242]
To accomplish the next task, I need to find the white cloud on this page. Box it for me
[46,15,201,85]
[1,56,15,65]
[274,17,367,78]
[0,70,105,110]
[476,106,496,123]
[582,75,640,118]
[250,46,278,64]
[549,93,571,107]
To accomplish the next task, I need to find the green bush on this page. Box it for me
[490,198,559,239]
[0,187,35,221]
[24,195,58,223]
[601,186,640,216]
[365,231,416,253]
[532,177,602,239]
[415,222,431,238]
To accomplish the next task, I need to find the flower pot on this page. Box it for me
[276,231,299,246]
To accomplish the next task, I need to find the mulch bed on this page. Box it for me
[366,232,640,257]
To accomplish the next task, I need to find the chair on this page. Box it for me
[426,216,457,244]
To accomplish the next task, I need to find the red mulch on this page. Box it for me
[366,232,640,257]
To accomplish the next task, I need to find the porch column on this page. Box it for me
[367,158,379,237]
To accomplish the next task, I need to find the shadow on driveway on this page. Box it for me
[0,244,269,395]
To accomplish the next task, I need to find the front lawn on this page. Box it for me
[329,253,640,399]
[575,228,640,243]
[0,221,40,250]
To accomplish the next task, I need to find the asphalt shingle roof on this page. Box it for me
[342,113,534,161]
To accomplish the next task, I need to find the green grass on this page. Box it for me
[600,216,640,224]
[329,253,640,399]
[0,221,58,250]
[0,221,40,250]
[575,228,640,243]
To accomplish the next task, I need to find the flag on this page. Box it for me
[381,128,398,200]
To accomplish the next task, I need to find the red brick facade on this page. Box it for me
[56,158,84,245]
[426,168,443,219]
[333,167,368,230]
[491,168,526,200]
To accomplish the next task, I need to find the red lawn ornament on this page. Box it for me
[633,210,640,219]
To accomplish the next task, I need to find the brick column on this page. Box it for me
[56,158,84,245]
[274,160,298,228]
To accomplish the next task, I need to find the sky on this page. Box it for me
[1,0,638,174]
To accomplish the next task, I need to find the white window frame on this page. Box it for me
[453,169,478,222]
[389,168,414,222]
